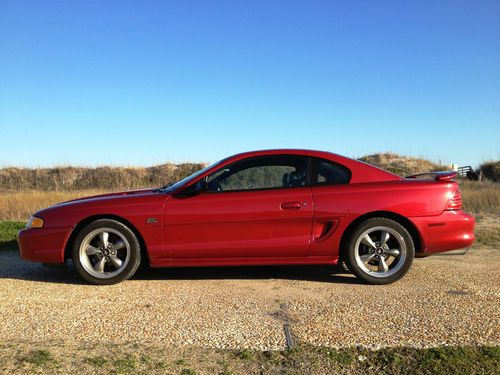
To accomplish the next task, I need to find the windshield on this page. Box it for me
[159,160,223,193]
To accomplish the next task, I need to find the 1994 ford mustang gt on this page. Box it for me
[18,149,475,285]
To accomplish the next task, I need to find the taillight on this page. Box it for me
[446,189,462,210]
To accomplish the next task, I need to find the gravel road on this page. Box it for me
[0,247,498,350]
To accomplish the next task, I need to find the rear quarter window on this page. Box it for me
[312,158,351,185]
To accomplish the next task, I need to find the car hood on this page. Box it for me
[32,188,170,227]
[59,188,160,205]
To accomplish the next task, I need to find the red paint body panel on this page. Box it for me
[164,187,313,259]
[18,226,72,263]
[17,149,475,268]
[409,210,475,253]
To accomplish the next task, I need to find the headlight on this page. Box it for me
[26,216,44,229]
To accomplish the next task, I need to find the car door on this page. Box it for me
[308,157,353,257]
[164,155,314,259]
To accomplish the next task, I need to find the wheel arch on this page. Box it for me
[64,214,149,265]
[338,211,423,262]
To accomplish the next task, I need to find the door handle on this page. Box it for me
[280,201,302,210]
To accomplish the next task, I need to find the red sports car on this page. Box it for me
[18,150,475,285]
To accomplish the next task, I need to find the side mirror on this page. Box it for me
[173,179,207,198]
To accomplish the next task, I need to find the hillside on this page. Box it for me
[0,163,206,192]
[358,153,447,176]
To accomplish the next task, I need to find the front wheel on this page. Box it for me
[72,219,141,285]
[345,218,415,285]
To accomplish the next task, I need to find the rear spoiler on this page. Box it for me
[405,171,458,182]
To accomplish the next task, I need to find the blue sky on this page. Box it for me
[0,0,499,167]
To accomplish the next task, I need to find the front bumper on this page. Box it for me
[410,210,475,255]
[17,226,73,263]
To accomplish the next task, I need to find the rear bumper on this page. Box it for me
[17,227,72,263]
[410,210,475,255]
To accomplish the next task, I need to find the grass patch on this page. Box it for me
[5,344,500,374]
[154,360,168,369]
[0,221,24,251]
[217,359,233,375]
[84,356,108,367]
[277,345,500,374]
[321,347,355,365]
[18,349,56,367]
[112,354,136,372]
[236,348,255,360]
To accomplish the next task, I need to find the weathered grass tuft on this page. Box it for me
[460,181,500,214]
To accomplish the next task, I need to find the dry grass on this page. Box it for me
[0,190,110,221]
[359,153,447,176]
[460,181,500,214]
[0,163,206,191]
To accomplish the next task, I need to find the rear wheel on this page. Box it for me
[345,218,414,285]
[72,219,141,285]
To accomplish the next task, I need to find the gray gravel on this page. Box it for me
[0,247,498,350]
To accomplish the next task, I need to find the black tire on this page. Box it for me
[345,218,414,285]
[72,219,141,285]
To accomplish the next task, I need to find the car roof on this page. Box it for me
[222,149,402,183]
[229,148,338,159]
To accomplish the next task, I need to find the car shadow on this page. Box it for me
[0,250,361,285]
[134,263,361,284]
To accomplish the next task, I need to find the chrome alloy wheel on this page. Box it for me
[78,228,131,279]
[353,226,407,278]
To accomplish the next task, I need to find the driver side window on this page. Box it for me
[206,156,308,192]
